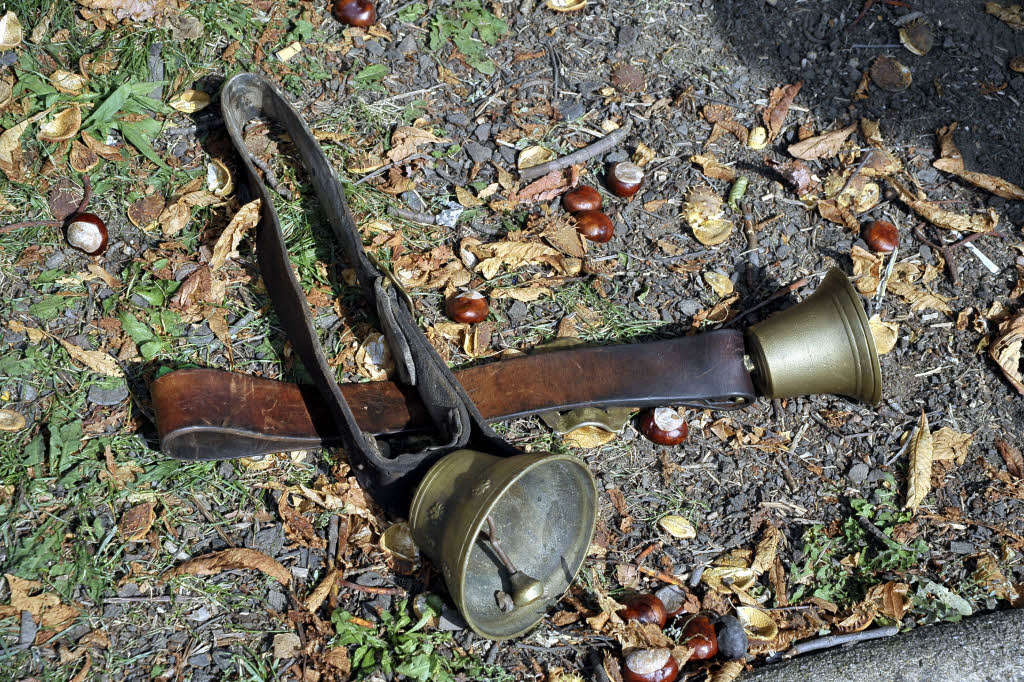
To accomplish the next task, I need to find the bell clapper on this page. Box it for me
[484,516,545,608]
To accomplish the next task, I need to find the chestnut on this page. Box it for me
[64,212,108,256]
[622,648,679,682]
[562,186,603,213]
[639,408,688,446]
[332,0,376,26]
[681,615,718,660]
[606,161,644,198]
[573,210,614,243]
[619,594,667,628]
[862,220,900,253]
[446,290,488,324]
[654,585,688,619]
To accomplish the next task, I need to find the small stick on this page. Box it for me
[728,277,812,326]
[389,205,436,225]
[783,624,900,658]
[634,543,659,565]
[637,566,686,586]
[76,174,92,214]
[857,515,913,552]
[336,577,405,596]
[0,218,62,234]
[249,154,294,200]
[520,121,633,182]
[836,149,874,198]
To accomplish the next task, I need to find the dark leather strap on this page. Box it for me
[218,74,514,509]
[152,331,756,460]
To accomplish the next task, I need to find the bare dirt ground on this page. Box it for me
[1,0,1023,680]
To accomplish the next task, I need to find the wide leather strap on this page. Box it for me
[217,74,515,509]
[152,331,756,461]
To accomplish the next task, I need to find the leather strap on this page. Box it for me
[218,74,515,510]
[152,331,756,460]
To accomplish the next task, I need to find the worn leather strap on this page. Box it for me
[152,331,757,460]
[217,74,515,509]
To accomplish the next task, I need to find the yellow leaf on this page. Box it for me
[751,522,782,576]
[704,271,734,297]
[905,411,933,512]
[932,427,974,464]
[455,185,483,207]
[0,409,26,431]
[563,425,616,449]
[58,338,123,377]
[37,106,82,143]
[517,145,556,170]
[168,89,211,114]
[160,548,292,586]
[0,12,22,50]
[658,515,696,539]
[869,314,899,354]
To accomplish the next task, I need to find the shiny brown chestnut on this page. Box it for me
[64,212,108,256]
[562,186,603,213]
[863,220,900,253]
[622,648,679,682]
[446,290,488,323]
[682,615,718,660]
[332,0,376,26]
[639,408,688,446]
[619,594,668,628]
[607,161,644,198]
[574,210,614,243]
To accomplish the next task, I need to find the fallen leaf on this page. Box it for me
[168,89,211,113]
[972,554,1017,601]
[888,178,999,233]
[763,81,802,140]
[127,192,165,228]
[58,338,123,377]
[0,574,79,645]
[905,411,933,512]
[735,606,779,640]
[564,425,617,448]
[81,130,127,162]
[76,0,167,22]
[69,139,100,172]
[119,501,155,541]
[161,548,291,585]
[210,199,260,270]
[354,332,393,381]
[710,660,746,682]
[658,515,696,539]
[986,2,1024,30]
[50,70,88,95]
[869,314,899,354]
[886,280,953,315]
[0,12,22,50]
[691,153,736,182]
[37,106,82,143]
[0,409,27,431]
[386,126,448,164]
[509,169,573,205]
[989,312,1024,394]
[787,123,857,160]
[685,187,733,246]
[933,123,1024,200]
[632,143,655,167]
[931,427,973,465]
[517,145,556,170]
[455,185,483,207]
[702,104,749,145]
[704,271,734,297]
[158,201,191,237]
[751,523,782,576]
[994,438,1023,479]
[866,582,912,620]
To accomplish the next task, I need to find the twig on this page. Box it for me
[857,515,913,552]
[727,276,812,326]
[520,121,633,182]
[389,205,436,224]
[782,624,900,658]
[336,578,405,596]
[353,153,430,186]
[77,174,92,214]
[249,154,294,200]
[836,149,874,198]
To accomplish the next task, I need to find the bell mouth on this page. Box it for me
[409,450,597,640]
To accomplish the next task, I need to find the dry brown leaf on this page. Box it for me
[751,523,782,576]
[658,515,696,540]
[161,548,291,585]
[127,192,165,228]
[51,70,87,95]
[509,169,573,205]
[787,123,857,160]
[279,490,326,549]
[38,106,82,143]
[455,185,483,207]
[710,660,746,682]
[58,338,123,377]
[704,271,734,297]
[702,105,749,146]
[691,153,736,182]
[763,81,803,140]
[887,280,953,315]
[869,314,899,354]
[210,199,260,270]
[989,312,1024,394]
[972,554,1017,601]
[517,145,556,170]
[169,89,211,114]
[564,426,617,449]
[470,239,572,279]
[996,439,1023,478]
[81,130,127,162]
[542,215,588,258]
[933,123,1024,200]
[735,606,779,640]
[888,178,999,233]
[905,411,933,512]
[866,582,912,620]
[354,332,393,381]
[69,139,99,172]
[304,569,339,612]
[986,2,1024,29]
[0,574,80,645]
[76,0,168,22]
[386,126,448,164]
[932,427,974,465]
[685,187,734,245]
[119,501,155,541]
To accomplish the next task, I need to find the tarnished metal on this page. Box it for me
[539,406,637,435]
[745,268,882,405]
[409,449,597,640]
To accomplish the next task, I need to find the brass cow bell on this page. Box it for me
[746,268,882,404]
[409,449,597,640]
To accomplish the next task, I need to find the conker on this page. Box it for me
[682,615,718,660]
[446,290,488,324]
[562,185,603,213]
[332,0,376,26]
[607,161,644,198]
[622,648,679,682]
[574,210,614,243]
[654,585,688,619]
[639,408,688,446]
[64,212,108,256]
[863,220,900,253]
[619,594,667,628]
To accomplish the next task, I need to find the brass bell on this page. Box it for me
[745,267,882,404]
[409,449,597,640]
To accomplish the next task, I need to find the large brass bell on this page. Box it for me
[409,450,597,640]
[745,267,882,404]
